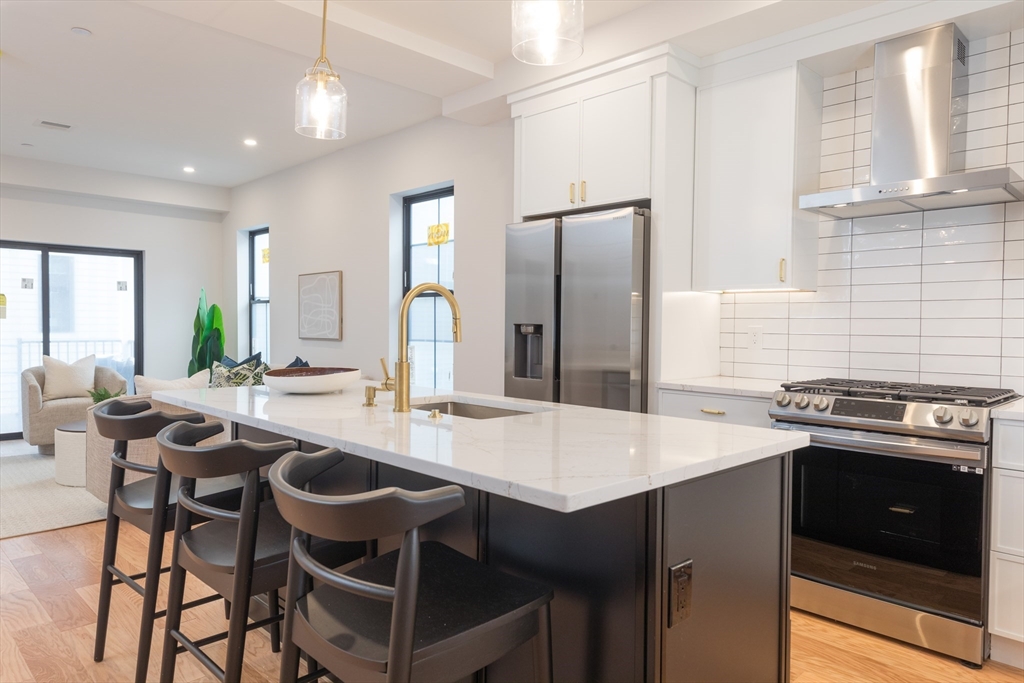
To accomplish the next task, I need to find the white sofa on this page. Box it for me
[21,365,127,455]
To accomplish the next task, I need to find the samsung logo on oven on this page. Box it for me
[853,561,877,571]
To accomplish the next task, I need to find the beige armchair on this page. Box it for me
[21,365,127,455]
[84,396,229,502]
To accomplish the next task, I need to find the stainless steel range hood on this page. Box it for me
[800,24,1023,220]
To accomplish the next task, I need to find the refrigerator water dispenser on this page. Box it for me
[513,324,544,379]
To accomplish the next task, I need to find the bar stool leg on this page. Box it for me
[94,456,126,662]
[134,462,172,683]
[534,603,553,683]
[268,588,281,653]
[223,471,261,683]
[160,487,194,683]
[278,539,304,683]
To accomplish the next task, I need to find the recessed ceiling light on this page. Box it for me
[244,138,257,146]
[21,143,34,147]
[183,166,195,173]
[70,27,92,36]
[951,188,969,194]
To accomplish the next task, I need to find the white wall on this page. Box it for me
[222,116,513,395]
[0,171,225,381]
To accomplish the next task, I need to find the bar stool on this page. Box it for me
[92,399,245,683]
[269,447,555,683]
[156,422,367,683]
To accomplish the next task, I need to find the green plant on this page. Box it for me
[188,288,226,378]
[88,387,126,404]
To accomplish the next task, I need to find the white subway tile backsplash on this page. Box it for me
[820,152,853,173]
[921,337,1002,356]
[921,299,1003,318]
[823,84,856,106]
[790,334,850,351]
[920,318,1003,337]
[726,39,1019,385]
[922,280,1004,300]
[921,261,1004,281]
[851,283,920,301]
[822,101,856,124]
[821,136,854,156]
[852,248,922,268]
[850,352,920,372]
[850,318,921,336]
[853,230,922,251]
[925,203,1005,228]
[968,47,1010,74]
[851,265,922,285]
[920,372,1002,386]
[851,336,920,354]
[790,350,850,368]
[923,222,1004,246]
[856,66,874,82]
[789,318,850,335]
[922,242,1003,264]
[851,301,921,318]
[853,213,923,233]
[971,33,1010,54]
[823,72,856,90]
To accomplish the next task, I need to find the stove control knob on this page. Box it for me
[794,395,810,410]
[813,397,830,411]
[959,409,979,428]
[933,407,953,424]
[776,393,792,407]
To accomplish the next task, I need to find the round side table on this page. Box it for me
[54,420,87,487]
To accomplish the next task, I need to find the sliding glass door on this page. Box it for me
[0,242,143,438]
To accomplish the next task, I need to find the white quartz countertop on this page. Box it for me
[993,398,1024,421]
[656,376,781,399]
[153,381,807,513]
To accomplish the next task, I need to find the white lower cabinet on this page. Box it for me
[657,390,771,428]
[990,551,1024,642]
[993,468,1024,557]
[994,421,1024,470]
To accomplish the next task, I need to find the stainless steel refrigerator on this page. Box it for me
[504,207,650,412]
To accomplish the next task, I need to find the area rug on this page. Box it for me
[0,440,106,538]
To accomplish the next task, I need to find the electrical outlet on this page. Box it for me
[747,325,763,351]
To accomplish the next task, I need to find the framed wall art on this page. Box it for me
[298,271,342,340]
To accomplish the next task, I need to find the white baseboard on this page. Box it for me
[991,634,1024,670]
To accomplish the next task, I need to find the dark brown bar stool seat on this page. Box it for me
[270,448,555,683]
[91,399,245,683]
[156,421,366,683]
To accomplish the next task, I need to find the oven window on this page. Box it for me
[792,445,984,622]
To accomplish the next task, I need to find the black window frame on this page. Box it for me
[0,239,144,439]
[248,227,270,358]
[402,186,455,389]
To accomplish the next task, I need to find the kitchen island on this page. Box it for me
[155,381,808,683]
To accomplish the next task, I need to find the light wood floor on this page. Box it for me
[1,521,1022,683]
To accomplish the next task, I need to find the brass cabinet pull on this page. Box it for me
[889,505,916,514]
[700,408,726,415]
[779,258,786,282]
[569,182,575,204]
[581,180,587,202]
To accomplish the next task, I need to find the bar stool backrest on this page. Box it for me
[269,448,466,682]
[156,421,294,480]
[94,399,205,443]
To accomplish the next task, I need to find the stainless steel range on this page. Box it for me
[770,379,1020,666]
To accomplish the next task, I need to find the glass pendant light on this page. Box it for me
[511,0,583,66]
[295,0,347,139]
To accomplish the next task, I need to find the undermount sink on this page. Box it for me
[411,400,532,420]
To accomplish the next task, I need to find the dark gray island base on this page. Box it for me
[239,423,792,683]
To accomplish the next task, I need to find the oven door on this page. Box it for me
[778,423,987,624]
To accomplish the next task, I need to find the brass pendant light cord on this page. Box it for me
[311,0,334,74]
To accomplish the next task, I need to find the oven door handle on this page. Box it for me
[775,423,986,463]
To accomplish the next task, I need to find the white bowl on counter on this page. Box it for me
[262,367,361,394]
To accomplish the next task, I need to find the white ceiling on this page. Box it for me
[1,0,987,189]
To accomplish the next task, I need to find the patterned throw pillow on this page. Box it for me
[210,360,268,388]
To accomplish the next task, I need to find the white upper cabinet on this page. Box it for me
[580,83,651,208]
[521,102,581,217]
[693,65,821,291]
[517,78,651,217]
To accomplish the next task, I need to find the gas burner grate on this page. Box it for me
[780,378,1020,407]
